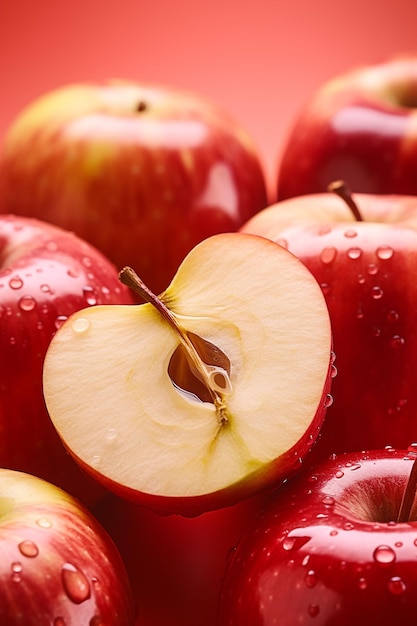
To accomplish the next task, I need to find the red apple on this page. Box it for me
[95,490,267,626]
[241,186,417,461]
[218,448,417,625]
[276,55,417,201]
[0,213,134,505]
[0,80,268,295]
[0,468,135,625]
[42,232,333,516]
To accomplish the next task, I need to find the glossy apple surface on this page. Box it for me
[95,490,267,626]
[276,56,417,201]
[218,448,417,625]
[0,468,135,625]
[241,190,417,461]
[0,81,268,295]
[43,232,333,516]
[0,214,134,504]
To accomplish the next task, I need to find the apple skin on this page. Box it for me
[276,55,417,201]
[218,448,417,626]
[94,490,268,626]
[0,213,134,505]
[0,81,268,295]
[0,468,136,625]
[241,191,417,462]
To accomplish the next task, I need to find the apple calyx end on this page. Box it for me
[327,180,364,222]
[118,266,232,425]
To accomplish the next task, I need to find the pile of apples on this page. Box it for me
[1,55,417,625]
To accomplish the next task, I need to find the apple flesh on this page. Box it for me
[241,189,417,461]
[43,232,333,516]
[218,448,417,625]
[0,213,134,505]
[0,468,135,626]
[0,80,268,295]
[276,55,417,200]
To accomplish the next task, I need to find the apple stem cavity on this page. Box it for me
[327,180,364,222]
[118,266,232,425]
[397,455,417,523]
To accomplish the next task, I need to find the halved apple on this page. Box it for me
[43,232,333,516]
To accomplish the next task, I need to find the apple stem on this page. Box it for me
[118,266,231,425]
[397,456,417,523]
[327,180,364,222]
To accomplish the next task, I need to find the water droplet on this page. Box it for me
[18,540,39,558]
[344,228,358,238]
[387,310,399,323]
[305,570,317,588]
[308,604,320,618]
[11,562,22,582]
[347,247,362,260]
[322,496,335,506]
[377,246,394,260]
[390,335,405,349]
[357,273,366,284]
[276,238,288,249]
[82,256,93,268]
[72,317,91,334]
[330,530,338,536]
[367,263,379,275]
[83,286,97,305]
[55,316,68,330]
[9,276,23,289]
[373,545,396,564]
[335,470,344,479]
[371,286,384,300]
[40,283,54,294]
[324,394,333,408]
[331,364,338,379]
[36,517,52,529]
[53,618,66,626]
[388,576,406,595]
[61,563,91,604]
[320,282,331,296]
[105,427,117,442]
[358,577,368,590]
[90,455,101,468]
[67,267,80,278]
[343,522,354,531]
[18,295,37,312]
[320,247,337,264]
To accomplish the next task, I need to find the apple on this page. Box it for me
[276,55,417,201]
[0,80,268,296]
[42,232,333,517]
[218,447,417,625]
[95,490,268,626]
[0,213,134,505]
[241,185,417,461]
[0,467,135,625]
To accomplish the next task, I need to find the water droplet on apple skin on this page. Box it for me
[373,545,396,564]
[18,540,39,558]
[61,562,91,604]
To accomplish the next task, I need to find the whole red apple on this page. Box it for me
[241,186,417,461]
[0,468,135,625]
[276,55,417,201]
[0,81,268,295]
[0,213,134,505]
[218,448,417,625]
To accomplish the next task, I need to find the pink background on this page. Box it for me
[2,0,417,192]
